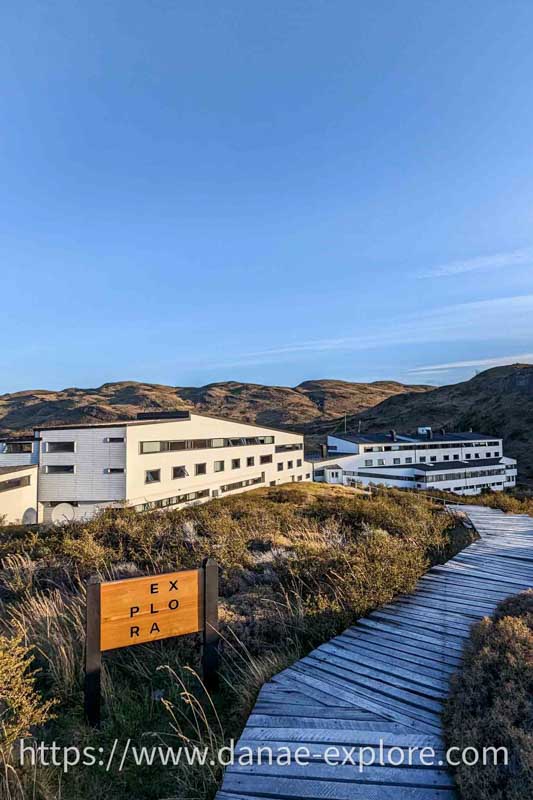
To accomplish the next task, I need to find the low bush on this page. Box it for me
[444,590,533,800]
[0,483,474,799]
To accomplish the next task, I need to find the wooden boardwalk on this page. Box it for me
[216,505,533,800]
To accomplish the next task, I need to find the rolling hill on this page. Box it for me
[2,365,531,478]
[0,378,430,436]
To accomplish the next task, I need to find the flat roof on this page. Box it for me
[332,431,500,445]
[33,411,302,437]
[313,456,507,472]
[0,464,38,476]
[412,457,504,472]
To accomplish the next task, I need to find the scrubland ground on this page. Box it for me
[0,483,474,800]
[444,590,533,800]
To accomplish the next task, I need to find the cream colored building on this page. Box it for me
[312,427,517,496]
[31,411,311,522]
[0,464,38,524]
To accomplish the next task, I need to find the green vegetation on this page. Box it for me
[0,483,474,800]
[426,487,533,516]
[444,590,533,800]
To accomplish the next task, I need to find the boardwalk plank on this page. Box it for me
[215,504,533,800]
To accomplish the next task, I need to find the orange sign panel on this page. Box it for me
[99,569,203,651]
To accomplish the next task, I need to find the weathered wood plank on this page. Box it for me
[215,504,533,800]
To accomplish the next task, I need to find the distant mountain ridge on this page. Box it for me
[0,378,430,436]
[2,365,531,478]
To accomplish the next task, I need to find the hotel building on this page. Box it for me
[313,427,517,496]
[1,411,310,523]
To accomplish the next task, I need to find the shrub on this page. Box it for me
[444,590,533,800]
[0,634,55,753]
[0,484,474,800]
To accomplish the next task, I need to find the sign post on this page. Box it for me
[201,557,219,689]
[84,560,219,726]
[84,576,102,727]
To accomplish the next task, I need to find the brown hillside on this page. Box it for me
[0,378,430,436]
[307,364,533,479]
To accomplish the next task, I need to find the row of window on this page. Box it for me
[2,442,33,454]
[356,471,414,483]
[39,439,125,455]
[278,459,302,471]
[134,488,211,512]
[144,454,277,483]
[361,440,500,453]
[364,451,500,467]
[437,482,505,492]
[41,465,125,475]
[139,436,276,454]
[424,468,506,483]
[0,475,32,492]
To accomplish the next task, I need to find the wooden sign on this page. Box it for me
[100,568,202,650]
[84,558,219,726]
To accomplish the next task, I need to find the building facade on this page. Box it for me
[0,464,38,524]
[313,427,517,496]
[2,411,311,523]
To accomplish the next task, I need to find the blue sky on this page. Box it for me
[2,1,533,394]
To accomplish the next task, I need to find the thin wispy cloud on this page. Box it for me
[418,248,533,279]
[408,353,533,375]
[210,294,533,369]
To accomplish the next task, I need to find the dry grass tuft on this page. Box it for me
[0,483,474,800]
[444,590,533,800]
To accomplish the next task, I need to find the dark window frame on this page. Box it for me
[47,441,75,453]
[145,468,161,484]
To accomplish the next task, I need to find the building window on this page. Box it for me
[377,459,385,466]
[405,457,412,464]
[269,480,276,486]
[231,458,240,469]
[465,454,471,460]
[0,475,31,492]
[297,475,303,481]
[453,454,460,460]
[305,473,310,479]
[45,465,75,474]
[220,476,263,493]
[475,453,480,459]
[106,437,125,443]
[393,458,400,465]
[260,455,273,464]
[277,462,283,471]
[139,435,275,454]
[287,460,293,469]
[195,463,207,475]
[48,441,75,453]
[420,456,426,462]
[106,468,124,474]
[247,456,255,467]
[4,442,33,454]
[173,466,188,479]
[297,458,302,467]
[430,456,437,462]
[214,460,225,473]
[145,469,161,483]
[365,459,373,466]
